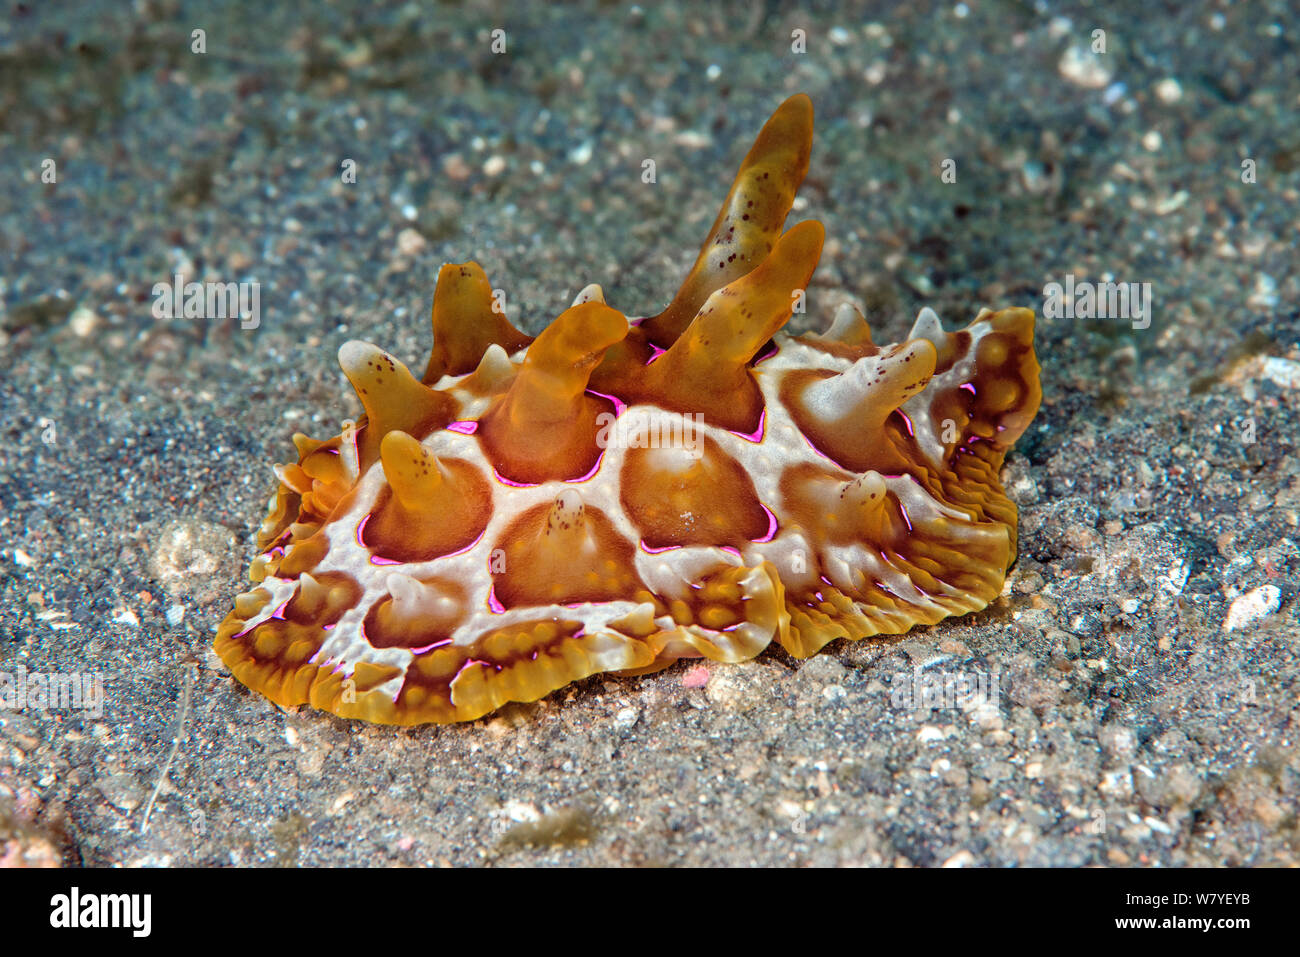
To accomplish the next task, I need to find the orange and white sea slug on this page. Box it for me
[215,94,1042,724]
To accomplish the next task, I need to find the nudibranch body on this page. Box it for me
[216,95,1041,724]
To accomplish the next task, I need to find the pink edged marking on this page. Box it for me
[565,450,606,484]
[800,431,838,463]
[452,657,496,681]
[444,529,487,558]
[410,638,453,654]
[752,503,778,543]
[640,540,680,554]
[233,595,292,639]
[447,420,479,435]
[896,410,915,437]
[493,469,539,488]
[727,409,766,443]
[585,388,627,417]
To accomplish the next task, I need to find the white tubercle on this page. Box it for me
[571,283,605,306]
[908,306,945,348]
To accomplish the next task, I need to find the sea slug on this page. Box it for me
[215,95,1042,724]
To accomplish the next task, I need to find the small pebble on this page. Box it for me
[441,153,471,181]
[682,665,710,689]
[1154,77,1183,103]
[1259,356,1300,389]
[1058,45,1113,89]
[68,306,99,337]
[396,228,427,257]
[568,141,594,166]
[1223,585,1281,632]
[110,606,140,627]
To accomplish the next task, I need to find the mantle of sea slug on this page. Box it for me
[237,356,818,701]
[225,318,1029,709]
[216,93,1041,724]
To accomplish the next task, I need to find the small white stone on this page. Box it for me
[482,155,506,177]
[1099,768,1134,797]
[1248,274,1280,311]
[673,130,712,150]
[396,227,427,257]
[969,701,1003,730]
[165,604,185,626]
[69,306,99,338]
[1259,356,1300,389]
[568,141,594,166]
[1154,78,1183,103]
[1223,584,1281,632]
[111,607,140,627]
[504,800,541,824]
[1058,45,1113,89]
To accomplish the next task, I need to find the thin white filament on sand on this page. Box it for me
[141,662,195,835]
